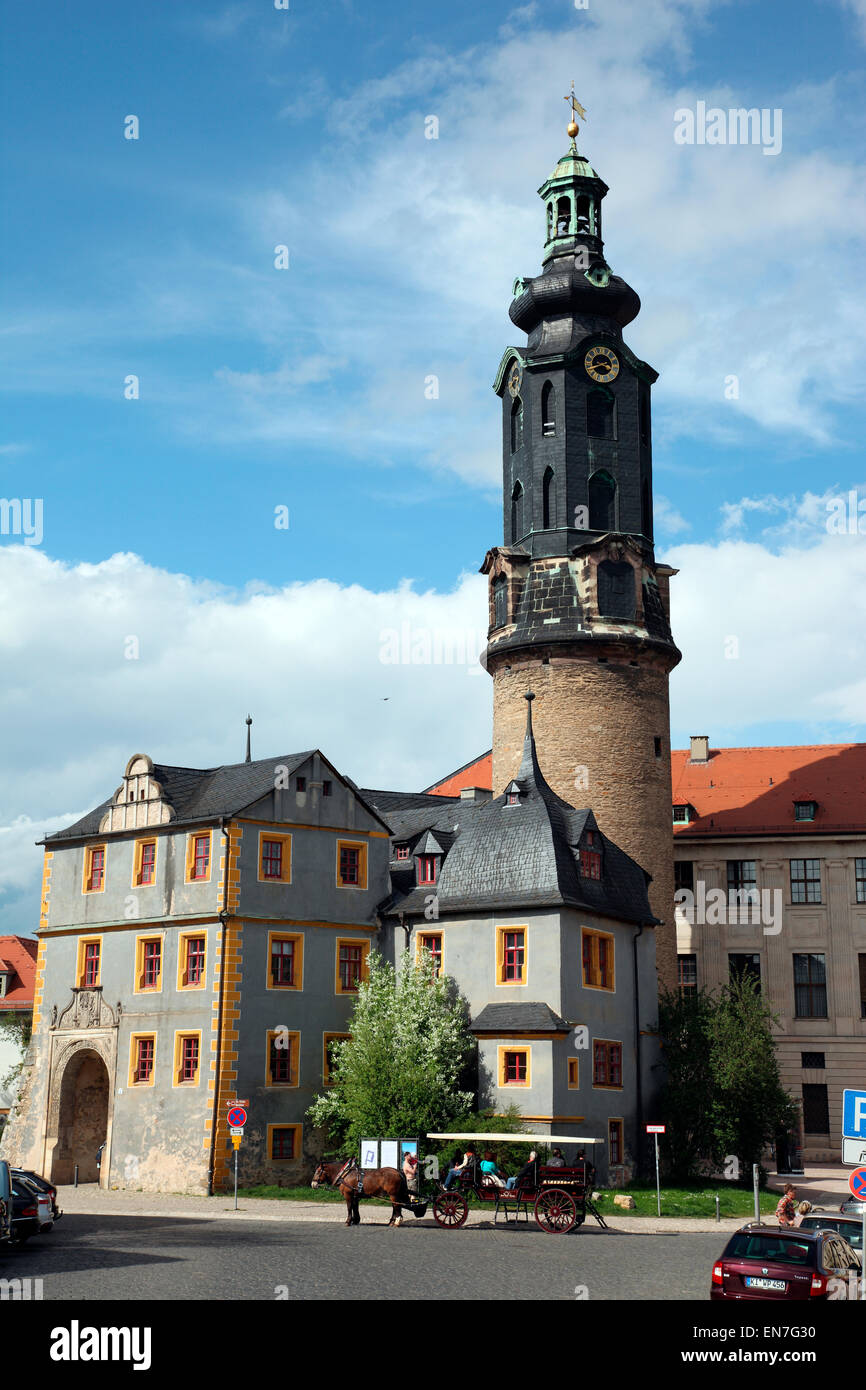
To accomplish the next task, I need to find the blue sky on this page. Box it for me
[1,0,866,931]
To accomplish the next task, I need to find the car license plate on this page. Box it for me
[745,1277,786,1291]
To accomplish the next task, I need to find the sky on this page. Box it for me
[1,0,865,933]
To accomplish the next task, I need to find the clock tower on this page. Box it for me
[481,109,682,989]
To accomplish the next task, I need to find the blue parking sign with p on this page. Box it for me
[843,1089,866,1139]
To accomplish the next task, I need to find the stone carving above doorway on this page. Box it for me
[52,987,122,1032]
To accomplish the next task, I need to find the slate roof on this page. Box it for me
[366,698,656,926]
[0,936,38,1010]
[471,1002,571,1034]
[46,752,391,842]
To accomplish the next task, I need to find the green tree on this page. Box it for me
[307,952,476,1151]
[0,1011,32,1092]
[657,977,796,1181]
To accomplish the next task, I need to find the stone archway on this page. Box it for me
[49,1048,110,1185]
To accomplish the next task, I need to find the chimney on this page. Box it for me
[689,735,709,764]
[460,787,492,801]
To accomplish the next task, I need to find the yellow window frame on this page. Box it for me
[335,937,370,995]
[567,1057,580,1089]
[497,1044,531,1088]
[257,831,292,884]
[76,935,103,988]
[133,933,164,994]
[582,928,615,991]
[185,829,213,884]
[82,843,107,895]
[323,1032,350,1086]
[132,837,158,888]
[172,1030,202,1087]
[177,930,208,991]
[266,931,304,991]
[336,839,368,890]
[496,924,528,987]
[416,931,443,977]
[128,1032,157,1088]
[268,1123,302,1161]
[265,1029,300,1088]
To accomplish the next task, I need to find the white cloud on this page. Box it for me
[3,512,866,931]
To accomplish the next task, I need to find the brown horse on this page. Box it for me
[311,1158,411,1227]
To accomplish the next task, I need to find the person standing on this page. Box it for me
[775,1183,797,1226]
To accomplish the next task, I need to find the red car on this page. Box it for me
[711,1223,861,1300]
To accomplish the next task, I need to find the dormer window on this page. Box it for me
[794,801,817,822]
[394,845,409,860]
[580,832,601,879]
[0,970,9,998]
[504,780,521,806]
[672,804,691,824]
[417,855,438,885]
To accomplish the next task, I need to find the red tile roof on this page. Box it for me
[426,744,866,838]
[0,936,38,1010]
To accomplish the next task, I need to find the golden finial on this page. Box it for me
[564,81,587,143]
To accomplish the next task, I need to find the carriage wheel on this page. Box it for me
[534,1188,577,1234]
[433,1191,469,1229]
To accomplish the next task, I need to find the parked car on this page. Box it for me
[0,1160,12,1245]
[11,1168,62,1223]
[840,1195,866,1217]
[798,1210,863,1250]
[711,1223,861,1299]
[7,1176,43,1247]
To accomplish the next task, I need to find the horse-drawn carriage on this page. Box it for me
[312,1131,607,1234]
[426,1132,607,1235]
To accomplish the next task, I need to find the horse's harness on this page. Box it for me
[332,1157,365,1198]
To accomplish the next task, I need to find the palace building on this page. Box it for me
[2,113,678,1189]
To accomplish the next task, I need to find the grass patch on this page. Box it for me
[235,1183,392,1207]
[592,1181,779,1219]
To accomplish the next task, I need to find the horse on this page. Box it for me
[311,1158,411,1227]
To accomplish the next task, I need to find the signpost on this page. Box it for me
[646,1124,665,1216]
[226,1106,248,1210]
[842,1090,866,1162]
[848,1166,866,1300]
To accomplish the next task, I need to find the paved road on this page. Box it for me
[3,1211,722,1300]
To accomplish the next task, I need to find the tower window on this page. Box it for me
[640,395,650,447]
[587,388,615,440]
[542,466,555,529]
[575,194,591,234]
[587,470,616,532]
[556,196,570,235]
[541,381,556,437]
[493,575,508,628]
[511,482,525,542]
[597,559,635,619]
[546,202,553,240]
[510,397,523,453]
[653,736,662,758]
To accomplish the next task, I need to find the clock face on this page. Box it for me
[507,364,522,398]
[584,346,620,383]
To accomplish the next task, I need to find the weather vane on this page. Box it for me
[564,81,587,144]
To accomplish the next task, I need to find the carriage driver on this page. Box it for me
[442,1147,477,1190]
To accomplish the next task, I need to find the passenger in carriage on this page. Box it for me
[479,1151,506,1188]
[505,1150,538,1189]
[443,1147,476,1190]
[546,1147,565,1169]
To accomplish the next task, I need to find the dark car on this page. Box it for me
[11,1168,62,1222]
[8,1177,43,1247]
[798,1211,863,1250]
[711,1223,861,1300]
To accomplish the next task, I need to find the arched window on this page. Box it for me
[587,388,615,440]
[642,479,652,539]
[575,194,591,234]
[588,470,616,531]
[541,381,555,437]
[597,559,636,619]
[511,482,525,542]
[640,394,650,448]
[510,397,523,453]
[542,467,555,529]
[546,202,554,240]
[556,196,571,236]
[493,575,508,628]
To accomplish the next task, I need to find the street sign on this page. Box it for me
[226,1099,249,1108]
[230,1126,244,1136]
[848,1167,866,1201]
[843,1138,866,1166]
[231,1135,242,1150]
[227,1107,247,1128]
[843,1090,866,1140]
[646,1124,665,1134]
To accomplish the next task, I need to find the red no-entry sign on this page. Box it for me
[227,1107,247,1128]
[848,1166,866,1200]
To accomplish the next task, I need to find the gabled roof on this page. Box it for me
[671,743,866,837]
[423,752,492,797]
[46,751,391,842]
[0,936,38,1009]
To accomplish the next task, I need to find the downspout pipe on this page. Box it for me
[632,923,645,1180]
[208,817,230,1197]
